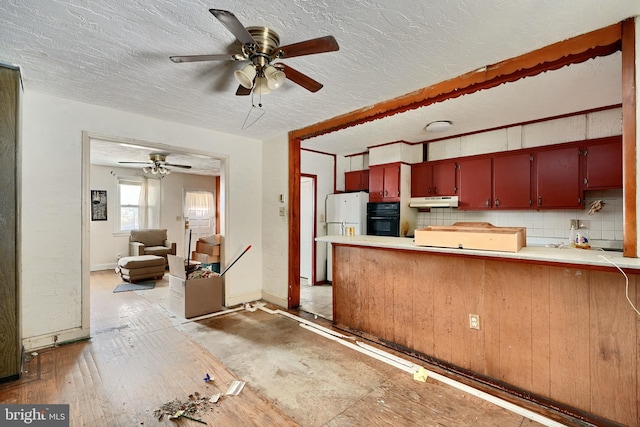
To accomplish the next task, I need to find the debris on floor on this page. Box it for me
[413,367,429,382]
[154,391,219,423]
[225,380,246,396]
[203,373,212,382]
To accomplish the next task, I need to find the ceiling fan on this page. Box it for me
[170,9,339,96]
[118,153,192,175]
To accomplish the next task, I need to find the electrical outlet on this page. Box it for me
[569,219,578,229]
[279,207,286,216]
[469,314,480,330]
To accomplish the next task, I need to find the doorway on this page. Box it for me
[299,174,332,319]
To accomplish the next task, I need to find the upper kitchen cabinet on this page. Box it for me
[411,160,457,198]
[369,163,401,202]
[456,152,533,210]
[410,162,432,197]
[457,157,491,209]
[535,144,582,209]
[493,152,533,209]
[582,136,622,190]
[345,169,369,192]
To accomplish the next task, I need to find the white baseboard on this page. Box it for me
[91,263,117,272]
[260,291,287,309]
[225,290,262,307]
[22,326,90,352]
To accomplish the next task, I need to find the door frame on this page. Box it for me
[300,173,317,287]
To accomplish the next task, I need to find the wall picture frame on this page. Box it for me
[91,190,107,221]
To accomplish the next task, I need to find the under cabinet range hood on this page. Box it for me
[409,196,459,208]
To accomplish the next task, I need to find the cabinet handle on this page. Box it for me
[485,199,490,207]
[495,199,500,207]
[384,190,388,196]
[428,187,432,194]
[434,187,438,194]
[538,196,542,206]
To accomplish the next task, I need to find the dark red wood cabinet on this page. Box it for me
[535,145,582,208]
[411,161,457,197]
[431,161,457,196]
[369,163,401,202]
[457,157,491,209]
[582,137,622,190]
[345,169,369,192]
[493,152,533,209]
[410,162,433,197]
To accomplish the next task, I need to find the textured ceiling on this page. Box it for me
[1,1,639,172]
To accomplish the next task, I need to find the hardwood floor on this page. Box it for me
[0,270,587,426]
[0,271,297,426]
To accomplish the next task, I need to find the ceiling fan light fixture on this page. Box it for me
[234,63,257,89]
[425,120,453,132]
[264,65,285,90]
[254,77,271,95]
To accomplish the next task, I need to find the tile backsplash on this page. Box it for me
[416,190,623,244]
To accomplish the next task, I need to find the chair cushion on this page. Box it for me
[118,255,165,269]
[130,229,167,247]
[144,246,174,256]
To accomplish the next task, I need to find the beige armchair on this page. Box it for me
[129,229,176,263]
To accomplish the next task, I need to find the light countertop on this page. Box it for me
[316,234,640,271]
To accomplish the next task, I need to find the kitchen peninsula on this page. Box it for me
[318,234,639,426]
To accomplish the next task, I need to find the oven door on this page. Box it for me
[367,215,400,237]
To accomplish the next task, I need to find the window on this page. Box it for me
[116,178,142,232]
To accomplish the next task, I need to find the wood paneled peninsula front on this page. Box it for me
[317,235,640,426]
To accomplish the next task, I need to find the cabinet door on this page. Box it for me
[535,145,582,208]
[345,170,369,192]
[493,152,532,209]
[382,164,401,201]
[432,161,457,195]
[369,166,384,202]
[411,163,433,197]
[583,137,622,190]
[457,157,492,209]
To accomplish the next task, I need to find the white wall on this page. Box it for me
[261,134,289,306]
[21,91,263,350]
[89,164,217,270]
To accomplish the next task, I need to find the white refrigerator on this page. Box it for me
[325,191,368,281]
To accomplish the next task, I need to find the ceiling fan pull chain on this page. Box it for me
[242,92,266,130]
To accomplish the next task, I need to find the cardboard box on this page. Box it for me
[191,251,220,264]
[199,234,222,245]
[167,255,223,319]
[196,241,220,257]
[415,222,526,253]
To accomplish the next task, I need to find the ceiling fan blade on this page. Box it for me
[209,9,256,46]
[236,85,252,96]
[170,53,240,63]
[275,63,323,92]
[274,36,339,59]
[164,163,192,169]
[118,161,151,165]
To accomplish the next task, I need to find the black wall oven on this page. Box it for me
[367,202,400,237]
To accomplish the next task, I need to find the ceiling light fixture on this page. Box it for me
[143,162,171,175]
[425,120,453,132]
